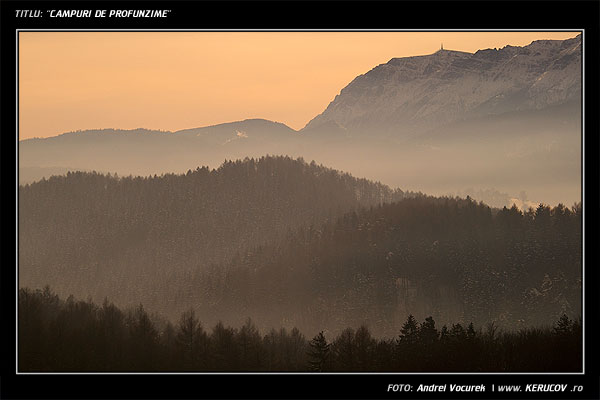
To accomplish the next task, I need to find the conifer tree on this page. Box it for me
[307,331,330,372]
[398,314,419,345]
[176,309,206,370]
[553,314,572,335]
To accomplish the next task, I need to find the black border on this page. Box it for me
[2,1,599,399]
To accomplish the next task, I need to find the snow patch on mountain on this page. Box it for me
[303,35,581,137]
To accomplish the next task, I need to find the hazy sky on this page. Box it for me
[19,31,579,140]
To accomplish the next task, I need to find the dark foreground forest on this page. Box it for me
[19,287,581,372]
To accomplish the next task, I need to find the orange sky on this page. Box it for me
[18,31,580,140]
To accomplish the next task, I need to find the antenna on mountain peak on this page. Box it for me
[441,43,444,51]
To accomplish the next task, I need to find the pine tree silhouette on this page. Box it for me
[307,331,330,372]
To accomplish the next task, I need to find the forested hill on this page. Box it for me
[19,156,407,317]
[19,156,580,337]
[191,196,581,336]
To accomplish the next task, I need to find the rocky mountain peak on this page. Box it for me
[302,35,581,136]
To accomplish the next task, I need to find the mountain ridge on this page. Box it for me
[18,35,581,206]
[20,35,580,144]
[20,118,298,143]
[303,34,580,135]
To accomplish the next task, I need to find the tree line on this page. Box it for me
[19,287,581,372]
[19,156,407,320]
[18,156,581,337]
[187,196,581,335]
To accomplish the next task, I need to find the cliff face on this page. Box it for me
[303,35,581,137]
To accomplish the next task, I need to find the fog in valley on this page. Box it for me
[18,33,582,372]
